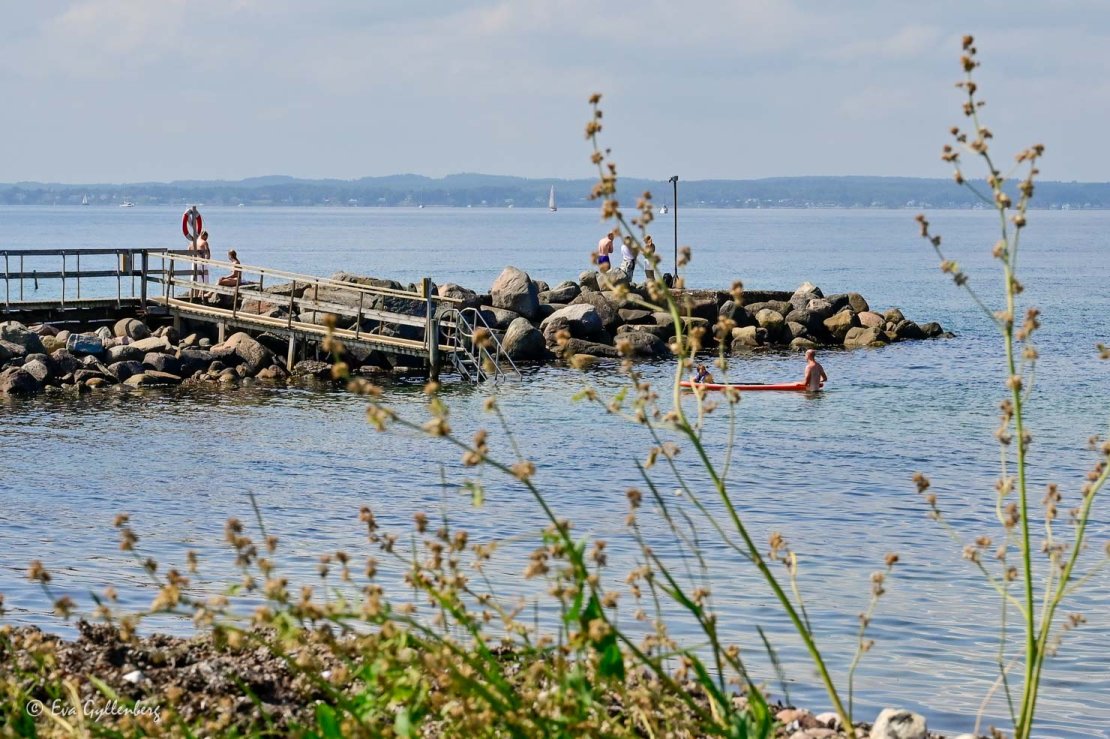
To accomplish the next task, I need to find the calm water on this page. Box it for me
[1,205,1108,737]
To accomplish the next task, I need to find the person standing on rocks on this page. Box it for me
[642,235,657,282]
[615,234,637,283]
[803,349,827,392]
[596,231,615,272]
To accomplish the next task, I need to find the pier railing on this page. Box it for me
[1,248,190,311]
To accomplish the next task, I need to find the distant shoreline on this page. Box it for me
[3,174,1109,210]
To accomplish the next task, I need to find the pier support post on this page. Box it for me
[286,334,296,372]
[422,277,440,381]
[218,322,226,344]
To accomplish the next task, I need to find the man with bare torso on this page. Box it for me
[803,349,827,391]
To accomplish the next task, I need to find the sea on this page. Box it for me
[1,204,1108,737]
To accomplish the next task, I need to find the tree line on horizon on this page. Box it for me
[2,174,1108,209]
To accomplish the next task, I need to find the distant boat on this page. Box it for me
[81,194,89,206]
[549,186,557,212]
[119,201,135,208]
[659,204,669,214]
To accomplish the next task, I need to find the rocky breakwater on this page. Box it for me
[435,267,951,363]
[0,318,337,398]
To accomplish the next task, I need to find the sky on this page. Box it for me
[2,0,1108,184]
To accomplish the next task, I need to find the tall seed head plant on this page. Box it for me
[915,35,1110,739]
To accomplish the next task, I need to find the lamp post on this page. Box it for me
[668,175,679,280]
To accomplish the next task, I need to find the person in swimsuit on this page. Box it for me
[596,231,615,272]
[217,250,242,287]
[803,349,827,391]
[643,235,657,282]
[692,363,715,384]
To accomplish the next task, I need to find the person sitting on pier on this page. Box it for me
[217,250,242,287]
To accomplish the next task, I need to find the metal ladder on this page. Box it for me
[439,307,522,383]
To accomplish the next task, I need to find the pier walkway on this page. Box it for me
[1,248,518,382]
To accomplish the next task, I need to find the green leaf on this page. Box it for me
[394,706,414,737]
[598,640,625,679]
[314,703,342,738]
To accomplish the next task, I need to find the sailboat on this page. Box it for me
[548,186,557,212]
[659,204,669,215]
[81,194,89,206]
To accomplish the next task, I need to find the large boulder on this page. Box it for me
[805,298,836,320]
[437,283,482,310]
[557,338,620,358]
[719,300,756,327]
[578,271,601,292]
[844,326,886,349]
[539,281,580,304]
[501,318,546,361]
[731,325,762,348]
[893,319,926,340]
[858,311,885,329]
[744,300,792,317]
[178,349,217,376]
[883,307,906,324]
[0,367,40,395]
[21,358,51,384]
[823,310,858,342]
[919,321,945,338]
[292,360,333,379]
[616,323,670,341]
[789,337,819,351]
[784,309,823,336]
[490,266,540,320]
[105,344,146,364]
[130,336,172,354]
[869,708,927,739]
[0,321,46,355]
[48,349,82,376]
[540,304,604,342]
[217,332,274,374]
[614,331,669,357]
[106,361,145,383]
[790,283,824,311]
[143,352,183,375]
[477,306,521,331]
[569,291,620,333]
[0,339,26,362]
[618,308,653,324]
[677,291,722,323]
[847,292,870,314]
[112,318,152,340]
[124,371,181,387]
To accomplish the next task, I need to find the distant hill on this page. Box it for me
[1,175,1107,209]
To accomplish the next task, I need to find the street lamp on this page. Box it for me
[668,176,679,280]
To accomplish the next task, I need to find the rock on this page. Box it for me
[143,352,182,375]
[502,318,546,361]
[617,323,670,340]
[785,309,824,336]
[557,338,620,358]
[883,307,906,324]
[533,279,550,293]
[112,318,151,340]
[618,308,653,324]
[106,361,144,383]
[755,308,786,336]
[0,367,40,395]
[823,309,858,342]
[893,319,926,340]
[719,300,755,327]
[578,271,600,292]
[570,291,620,333]
[0,339,25,362]
[793,281,823,299]
[804,298,836,320]
[869,708,926,739]
[477,305,521,331]
[255,366,288,380]
[731,325,762,347]
[105,344,146,364]
[48,349,82,376]
[814,712,842,730]
[540,304,603,341]
[858,311,884,329]
[95,326,113,341]
[208,361,228,374]
[178,350,217,376]
[539,281,580,304]
[614,331,669,357]
[919,321,944,338]
[30,324,59,337]
[490,266,541,320]
[569,353,598,368]
[790,337,819,351]
[744,300,792,317]
[437,283,482,310]
[535,303,559,320]
[787,321,809,339]
[73,369,111,384]
[847,292,870,313]
[843,326,886,348]
[217,332,274,374]
[130,336,172,354]
[293,360,333,379]
[0,321,46,355]
[85,377,109,388]
[21,359,50,384]
[124,371,181,387]
[40,335,65,353]
[824,293,852,313]
[740,289,793,305]
[182,333,199,347]
[677,291,722,322]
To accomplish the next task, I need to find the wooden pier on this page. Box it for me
[1,248,518,382]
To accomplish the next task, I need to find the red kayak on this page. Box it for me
[680,380,816,392]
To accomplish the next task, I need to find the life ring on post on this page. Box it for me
[182,207,203,241]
